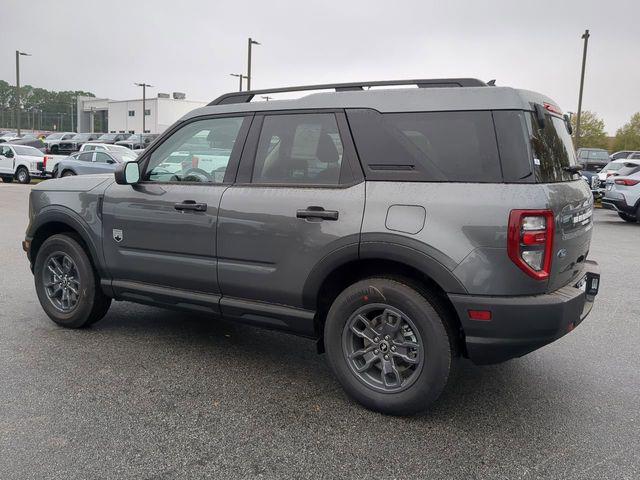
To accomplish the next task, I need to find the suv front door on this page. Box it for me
[217,111,365,334]
[101,115,252,311]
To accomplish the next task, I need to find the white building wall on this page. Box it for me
[106,97,206,134]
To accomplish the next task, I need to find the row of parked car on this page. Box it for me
[0,130,158,154]
[0,141,140,184]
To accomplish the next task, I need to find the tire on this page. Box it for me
[51,145,59,154]
[16,167,30,184]
[324,278,452,415]
[34,234,111,328]
[1,176,12,183]
[617,212,636,223]
[61,170,76,177]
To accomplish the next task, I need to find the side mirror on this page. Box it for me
[5,150,14,158]
[114,162,140,185]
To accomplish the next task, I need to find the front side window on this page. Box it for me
[95,152,112,163]
[252,113,343,185]
[145,116,245,183]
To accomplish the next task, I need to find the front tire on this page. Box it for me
[34,234,111,328]
[324,278,453,415]
[618,212,636,223]
[61,170,76,177]
[16,167,30,184]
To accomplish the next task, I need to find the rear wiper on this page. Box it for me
[563,165,583,174]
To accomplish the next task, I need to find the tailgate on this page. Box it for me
[544,180,594,292]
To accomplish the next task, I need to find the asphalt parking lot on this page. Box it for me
[0,182,638,480]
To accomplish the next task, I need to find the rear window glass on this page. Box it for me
[617,164,640,177]
[528,113,578,183]
[347,109,502,182]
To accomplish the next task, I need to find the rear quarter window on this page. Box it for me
[527,113,577,182]
[346,109,502,182]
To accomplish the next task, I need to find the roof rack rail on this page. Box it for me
[208,78,487,106]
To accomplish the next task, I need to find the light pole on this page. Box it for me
[246,37,260,91]
[134,82,154,133]
[15,50,31,136]
[574,29,590,149]
[230,73,248,92]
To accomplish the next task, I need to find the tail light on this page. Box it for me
[42,156,48,168]
[507,209,554,280]
[192,156,199,169]
[614,178,640,186]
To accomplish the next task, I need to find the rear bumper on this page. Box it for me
[448,260,600,365]
[602,196,635,215]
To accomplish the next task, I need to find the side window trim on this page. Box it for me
[136,113,254,186]
[235,109,360,187]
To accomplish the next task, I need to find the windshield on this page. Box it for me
[46,133,64,140]
[13,146,43,156]
[71,134,92,141]
[529,113,577,183]
[125,135,141,142]
[107,145,136,154]
[98,134,118,141]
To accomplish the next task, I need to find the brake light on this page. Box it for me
[614,178,640,186]
[543,103,563,115]
[42,156,48,168]
[507,209,554,280]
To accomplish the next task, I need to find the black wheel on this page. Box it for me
[34,234,111,328]
[51,145,59,154]
[324,278,453,415]
[1,176,12,183]
[61,170,76,177]
[16,167,30,184]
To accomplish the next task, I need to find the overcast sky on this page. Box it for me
[2,0,638,134]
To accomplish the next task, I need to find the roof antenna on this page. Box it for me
[487,79,496,86]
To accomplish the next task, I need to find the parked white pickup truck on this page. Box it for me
[0,144,49,184]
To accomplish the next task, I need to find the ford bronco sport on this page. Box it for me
[23,79,600,415]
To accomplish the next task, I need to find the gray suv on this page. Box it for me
[23,79,600,415]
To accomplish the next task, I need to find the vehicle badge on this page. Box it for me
[113,229,123,243]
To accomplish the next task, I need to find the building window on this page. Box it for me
[144,109,151,116]
[128,110,135,116]
[144,130,151,133]
[128,130,135,134]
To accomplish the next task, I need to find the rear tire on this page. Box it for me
[16,167,30,184]
[34,234,111,328]
[324,278,452,415]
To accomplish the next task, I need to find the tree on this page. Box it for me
[571,111,609,149]
[613,113,640,152]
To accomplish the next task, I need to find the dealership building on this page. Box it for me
[75,93,207,134]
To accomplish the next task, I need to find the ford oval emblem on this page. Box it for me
[557,248,568,259]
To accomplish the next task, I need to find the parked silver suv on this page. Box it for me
[23,79,600,414]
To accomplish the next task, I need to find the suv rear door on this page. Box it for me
[101,114,252,310]
[217,111,365,333]
[526,109,594,292]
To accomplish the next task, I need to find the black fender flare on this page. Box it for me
[27,205,106,277]
[302,234,467,309]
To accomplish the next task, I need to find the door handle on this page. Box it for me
[296,206,339,221]
[174,200,207,212]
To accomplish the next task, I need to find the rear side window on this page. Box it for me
[346,109,502,182]
[252,113,344,185]
[527,113,577,182]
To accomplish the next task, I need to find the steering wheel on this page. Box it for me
[182,167,213,182]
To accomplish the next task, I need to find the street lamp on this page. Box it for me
[15,50,31,137]
[574,29,590,149]
[246,37,261,91]
[134,82,154,133]
[230,73,248,92]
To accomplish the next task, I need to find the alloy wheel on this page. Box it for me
[42,252,81,313]
[342,303,424,393]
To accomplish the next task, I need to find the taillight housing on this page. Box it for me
[507,209,554,280]
[614,178,640,186]
[42,156,48,168]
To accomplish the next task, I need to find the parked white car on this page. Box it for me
[598,154,640,182]
[79,143,138,155]
[602,168,640,222]
[0,144,48,184]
